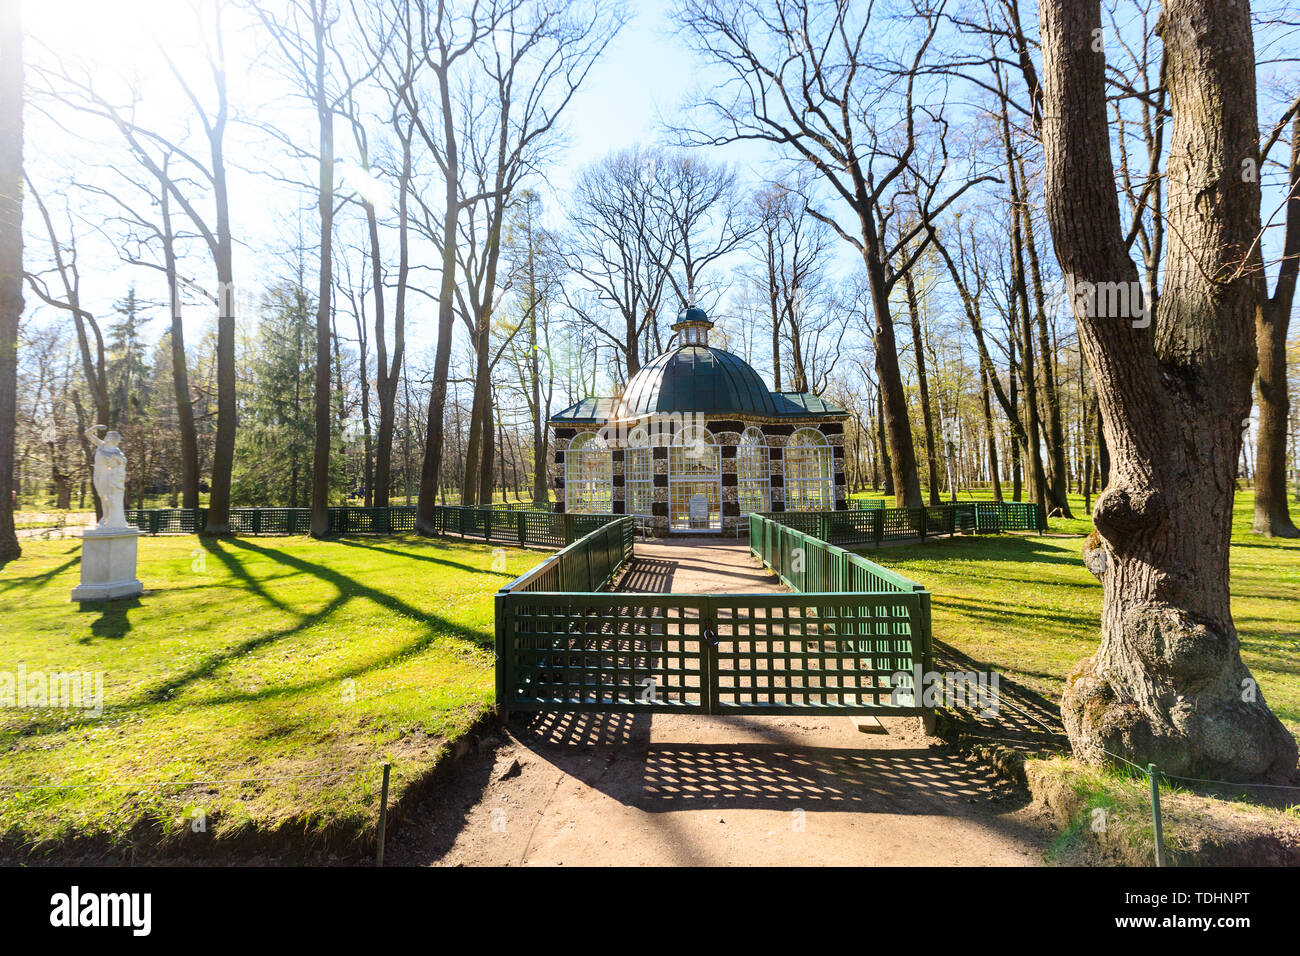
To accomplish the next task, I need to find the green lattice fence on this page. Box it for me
[756,500,1045,547]
[494,514,933,716]
[123,504,611,546]
[849,497,886,510]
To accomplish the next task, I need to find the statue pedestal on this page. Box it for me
[71,526,144,602]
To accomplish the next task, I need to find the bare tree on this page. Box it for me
[0,0,21,561]
[746,177,832,393]
[566,146,677,379]
[653,152,752,311]
[503,191,562,505]
[22,181,110,518]
[255,0,380,534]
[76,155,203,510]
[398,0,513,530]
[1252,99,1300,536]
[33,1,241,532]
[1040,0,1296,780]
[674,0,986,507]
[452,0,623,504]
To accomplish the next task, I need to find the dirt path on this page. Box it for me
[390,538,1053,866]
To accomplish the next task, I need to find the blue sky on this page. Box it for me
[21,0,786,365]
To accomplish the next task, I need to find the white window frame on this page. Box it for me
[564,431,612,514]
[785,427,834,512]
[668,425,721,531]
[625,444,653,518]
[737,426,770,516]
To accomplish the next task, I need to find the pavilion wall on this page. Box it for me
[550,415,846,536]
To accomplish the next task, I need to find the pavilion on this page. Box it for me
[548,307,850,535]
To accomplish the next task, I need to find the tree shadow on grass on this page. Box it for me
[0,552,80,593]
[876,535,1084,568]
[939,593,1099,633]
[134,536,495,709]
[330,536,513,577]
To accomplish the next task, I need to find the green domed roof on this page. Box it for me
[619,345,779,418]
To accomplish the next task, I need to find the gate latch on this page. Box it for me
[704,627,718,647]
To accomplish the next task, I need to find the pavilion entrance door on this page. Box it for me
[669,426,722,532]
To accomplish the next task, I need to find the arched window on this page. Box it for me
[785,428,834,511]
[565,431,612,514]
[737,427,770,515]
[669,425,721,530]
[669,424,720,476]
[625,426,653,518]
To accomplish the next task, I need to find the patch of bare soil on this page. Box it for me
[388,711,1054,867]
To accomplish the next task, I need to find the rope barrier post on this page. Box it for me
[1147,762,1166,867]
[376,762,391,867]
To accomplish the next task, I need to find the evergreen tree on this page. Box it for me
[232,282,347,507]
[107,286,150,427]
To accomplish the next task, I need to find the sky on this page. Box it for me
[17,0,1298,410]
[19,0,806,397]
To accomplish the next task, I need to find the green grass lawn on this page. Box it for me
[0,534,539,856]
[3,488,1296,859]
[867,490,1300,743]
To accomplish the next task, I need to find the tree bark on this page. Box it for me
[373,122,411,509]
[1041,0,1296,781]
[159,173,199,510]
[415,73,462,533]
[1252,116,1299,536]
[876,385,894,498]
[308,5,334,537]
[1019,155,1075,517]
[864,232,923,506]
[0,1,21,562]
[904,268,942,505]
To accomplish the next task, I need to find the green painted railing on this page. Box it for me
[849,497,886,511]
[493,513,935,717]
[497,516,636,597]
[758,500,1045,547]
[749,513,931,679]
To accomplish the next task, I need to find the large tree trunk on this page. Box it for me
[478,390,494,506]
[904,269,942,505]
[373,126,411,509]
[875,387,894,498]
[415,169,460,531]
[1020,157,1075,518]
[203,125,236,535]
[1252,116,1299,537]
[160,179,199,511]
[0,0,21,562]
[462,330,490,505]
[862,235,922,507]
[1041,0,1296,781]
[309,14,334,538]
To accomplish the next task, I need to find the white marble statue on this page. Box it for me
[72,426,142,601]
[86,425,128,529]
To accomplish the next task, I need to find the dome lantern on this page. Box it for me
[671,306,714,347]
